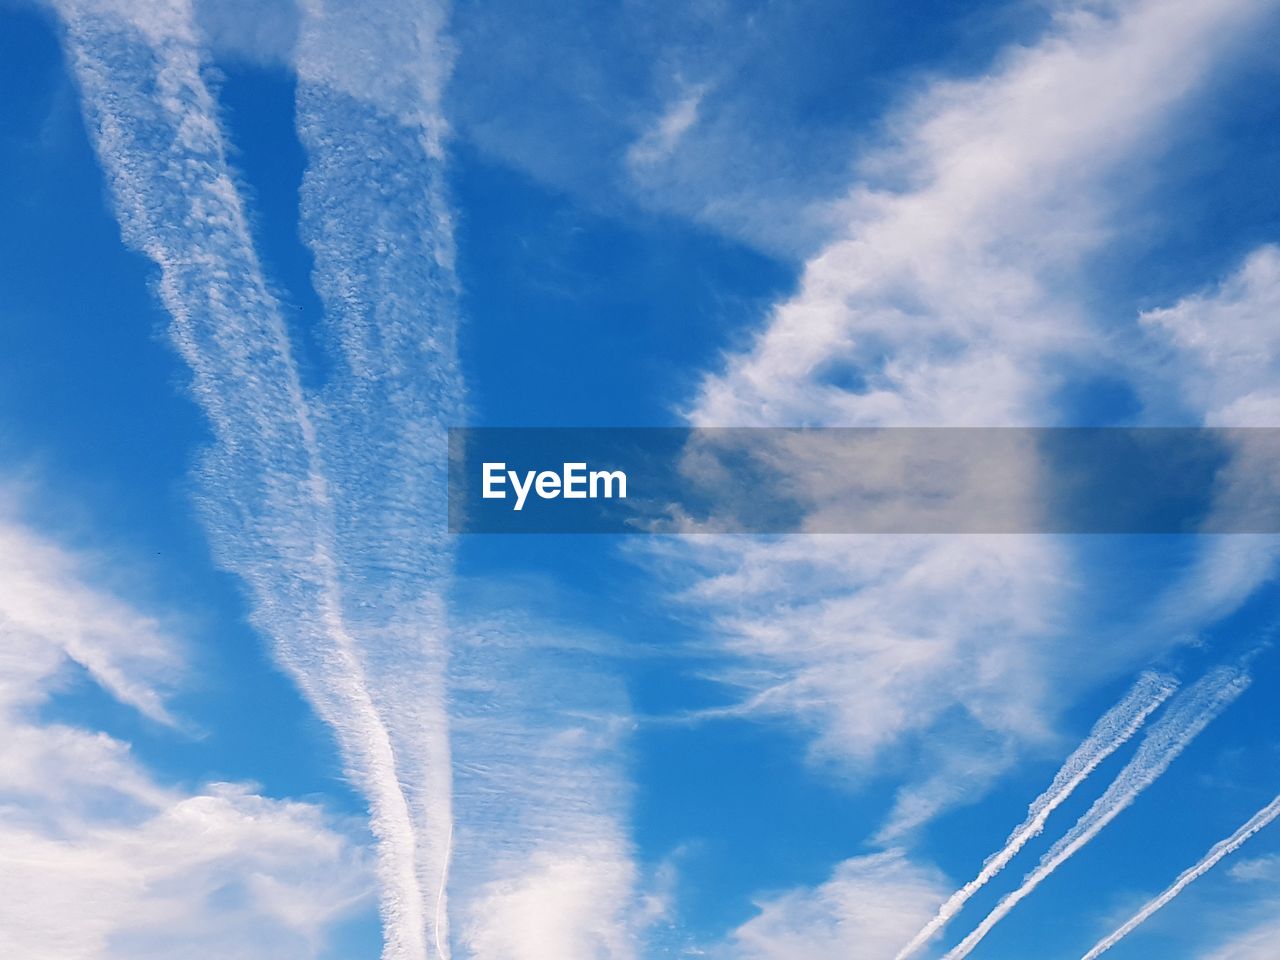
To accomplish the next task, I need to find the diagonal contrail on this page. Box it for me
[895,670,1178,959]
[943,662,1252,959]
[1081,791,1280,959]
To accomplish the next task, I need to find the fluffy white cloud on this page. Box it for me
[1140,245,1280,426]
[459,840,641,960]
[447,587,654,960]
[0,505,369,959]
[0,784,369,960]
[727,851,948,960]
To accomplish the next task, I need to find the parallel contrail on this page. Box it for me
[52,2,445,957]
[1080,791,1280,959]
[943,662,1252,959]
[293,1,460,955]
[894,671,1179,960]
[292,5,648,954]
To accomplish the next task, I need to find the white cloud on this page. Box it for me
[667,0,1280,850]
[1228,853,1280,882]
[627,82,709,170]
[1191,856,1280,960]
[1200,915,1280,960]
[1133,247,1280,640]
[0,497,179,724]
[1186,844,1280,960]
[292,0,462,952]
[194,0,299,67]
[51,1,453,955]
[727,851,948,960]
[690,0,1277,429]
[0,785,369,960]
[1139,245,1280,426]
[447,590,652,960]
[653,527,1071,840]
[0,506,368,960]
[460,840,641,960]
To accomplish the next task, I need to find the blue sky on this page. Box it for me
[2,0,1280,958]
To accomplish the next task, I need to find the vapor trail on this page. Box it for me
[1080,791,1280,959]
[52,2,440,956]
[894,671,1179,959]
[292,1,461,953]
[943,663,1252,959]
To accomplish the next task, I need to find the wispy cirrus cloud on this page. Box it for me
[0,489,179,726]
[626,81,710,171]
[1134,246,1280,645]
[292,0,460,953]
[690,0,1278,429]
[1199,913,1280,960]
[1139,245,1280,427]
[671,0,1280,851]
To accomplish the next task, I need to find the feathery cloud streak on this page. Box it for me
[691,0,1278,429]
[1136,246,1280,646]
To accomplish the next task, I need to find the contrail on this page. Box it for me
[1081,791,1280,959]
[943,662,1252,959]
[894,671,1179,960]
[52,2,443,956]
[293,4,645,953]
[292,0,461,953]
